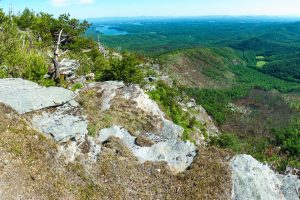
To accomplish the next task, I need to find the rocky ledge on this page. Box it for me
[0,78,195,172]
[0,78,299,199]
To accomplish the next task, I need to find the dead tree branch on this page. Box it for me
[50,29,67,80]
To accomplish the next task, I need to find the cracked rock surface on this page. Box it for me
[0,78,75,114]
[31,104,88,142]
[0,78,196,172]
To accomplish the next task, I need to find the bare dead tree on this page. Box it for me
[48,29,68,80]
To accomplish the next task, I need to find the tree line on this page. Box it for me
[0,8,145,85]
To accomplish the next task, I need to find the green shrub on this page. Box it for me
[274,122,300,157]
[102,52,144,84]
[0,69,7,78]
[72,53,93,76]
[210,133,242,152]
[22,53,48,82]
[92,55,110,81]
[71,83,83,91]
[148,81,199,140]
[38,78,56,87]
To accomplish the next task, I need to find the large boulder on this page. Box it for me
[0,78,75,114]
[231,154,300,200]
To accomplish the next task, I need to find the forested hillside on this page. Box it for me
[158,47,300,170]
[89,19,300,83]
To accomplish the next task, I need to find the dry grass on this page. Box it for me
[69,138,233,200]
[0,103,233,200]
[0,104,74,199]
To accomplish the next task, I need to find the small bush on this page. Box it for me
[148,81,201,141]
[38,78,56,87]
[92,55,110,81]
[71,83,83,91]
[22,53,48,82]
[102,52,144,84]
[0,69,7,78]
[274,123,300,157]
[210,133,242,152]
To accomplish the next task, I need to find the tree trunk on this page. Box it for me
[51,29,64,80]
[52,58,61,79]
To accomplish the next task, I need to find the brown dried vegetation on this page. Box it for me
[0,103,233,200]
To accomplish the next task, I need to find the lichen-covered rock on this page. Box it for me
[160,118,184,141]
[230,154,300,200]
[98,125,196,172]
[0,78,75,114]
[31,103,88,142]
[279,174,300,200]
[86,81,125,111]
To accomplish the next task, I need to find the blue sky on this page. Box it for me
[1,0,300,19]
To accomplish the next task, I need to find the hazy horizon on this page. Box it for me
[2,0,300,19]
[84,15,300,20]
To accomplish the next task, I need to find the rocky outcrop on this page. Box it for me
[280,174,300,200]
[0,78,75,114]
[84,81,184,143]
[231,155,300,200]
[87,81,125,111]
[97,126,196,172]
[59,59,80,77]
[0,78,298,198]
[121,83,184,141]
[0,78,195,172]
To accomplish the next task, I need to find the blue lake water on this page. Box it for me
[95,25,128,36]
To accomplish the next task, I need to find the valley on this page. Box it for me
[87,17,300,170]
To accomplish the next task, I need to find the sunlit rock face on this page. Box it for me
[0,78,196,172]
[97,125,196,172]
[0,78,299,198]
[0,78,75,114]
[230,154,300,200]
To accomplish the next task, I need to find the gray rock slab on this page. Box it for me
[86,81,124,111]
[161,119,184,141]
[32,113,87,142]
[280,174,300,200]
[31,106,88,142]
[231,154,286,200]
[0,78,75,114]
[98,126,196,172]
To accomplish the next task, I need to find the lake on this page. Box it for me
[95,25,128,36]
